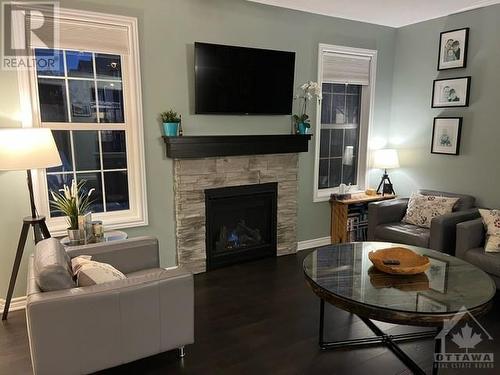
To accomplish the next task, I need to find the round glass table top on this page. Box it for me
[303,242,496,316]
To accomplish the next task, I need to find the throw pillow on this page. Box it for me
[71,256,126,287]
[479,209,500,253]
[402,193,459,228]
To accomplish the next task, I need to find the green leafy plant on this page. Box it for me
[160,109,181,123]
[49,180,94,229]
[293,81,321,130]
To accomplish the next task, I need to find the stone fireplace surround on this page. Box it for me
[174,153,299,273]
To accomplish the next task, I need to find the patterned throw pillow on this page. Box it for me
[71,255,126,287]
[402,193,459,228]
[479,209,500,253]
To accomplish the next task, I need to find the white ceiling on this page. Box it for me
[247,0,500,27]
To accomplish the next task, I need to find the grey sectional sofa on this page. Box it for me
[26,236,194,375]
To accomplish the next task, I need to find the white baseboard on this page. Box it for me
[297,236,332,251]
[0,296,27,314]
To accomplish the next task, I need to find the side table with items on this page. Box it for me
[330,193,396,244]
[60,230,128,247]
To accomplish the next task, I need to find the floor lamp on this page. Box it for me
[372,149,400,196]
[0,128,62,320]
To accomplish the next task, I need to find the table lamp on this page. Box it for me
[372,149,399,196]
[0,128,61,320]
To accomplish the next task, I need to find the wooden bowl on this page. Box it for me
[368,247,430,275]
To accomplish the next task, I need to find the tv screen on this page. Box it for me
[195,42,295,115]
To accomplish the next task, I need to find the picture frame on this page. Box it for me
[416,293,449,313]
[438,27,469,71]
[431,117,462,156]
[426,256,450,293]
[431,76,471,108]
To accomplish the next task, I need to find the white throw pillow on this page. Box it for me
[71,255,126,287]
[402,193,459,228]
[479,209,500,253]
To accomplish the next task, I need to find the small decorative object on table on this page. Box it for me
[92,220,104,239]
[365,188,377,196]
[293,81,321,134]
[49,179,94,245]
[331,183,352,200]
[368,247,430,275]
[160,109,182,136]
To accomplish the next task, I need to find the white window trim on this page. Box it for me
[14,7,148,236]
[313,43,377,203]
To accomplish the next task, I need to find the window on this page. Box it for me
[15,8,147,235]
[313,44,377,202]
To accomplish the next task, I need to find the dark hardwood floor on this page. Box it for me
[1,249,499,375]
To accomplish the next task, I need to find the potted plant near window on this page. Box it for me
[293,81,321,134]
[50,180,94,243]
[160,109,182,136]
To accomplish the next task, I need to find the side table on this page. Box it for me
[60,230,128,247]
[330,193,395,244]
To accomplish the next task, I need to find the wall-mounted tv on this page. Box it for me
[195,42,295,115]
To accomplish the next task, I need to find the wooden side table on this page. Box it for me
[330,193,395,244]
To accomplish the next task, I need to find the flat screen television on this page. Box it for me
[195,42,295,115]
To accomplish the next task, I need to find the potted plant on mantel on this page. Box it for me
[293,81,321,135]
[160,109,182,137]
[50,180,94,243]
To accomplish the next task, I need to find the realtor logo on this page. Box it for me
[1,1,59,70]
[435,306,494,370]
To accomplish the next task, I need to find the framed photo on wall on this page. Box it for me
[431,117,462,155]
[431,76,471,108]
[438,28,469,70]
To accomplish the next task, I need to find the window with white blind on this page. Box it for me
[313,44,377,202]
[15,7,147,235]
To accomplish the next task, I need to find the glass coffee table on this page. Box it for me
[303,242,496,375]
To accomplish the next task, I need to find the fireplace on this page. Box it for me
[205,182,278,270]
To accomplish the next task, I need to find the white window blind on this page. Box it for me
[27,15,130,55]
[322,52,371,85]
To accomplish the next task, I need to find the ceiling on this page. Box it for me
[247,0,500,27]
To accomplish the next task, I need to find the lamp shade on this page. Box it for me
[0,128,62,170]
[372,149,400,169]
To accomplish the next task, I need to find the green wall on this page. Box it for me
[388,5,500,207]
[0,0,396,298]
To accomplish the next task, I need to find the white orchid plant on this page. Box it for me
[293,81,322,130]
[49,180,95,229]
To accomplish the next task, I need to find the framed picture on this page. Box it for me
[416,293,448,313]
[431,76,471,108]
[438,28,469,70]
[426,256,449,292]
[431,118,462,156]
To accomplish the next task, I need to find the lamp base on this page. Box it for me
[376,169,395,196]
[2,216,50,320]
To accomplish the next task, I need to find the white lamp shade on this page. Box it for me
[0,128,62,170]
[372,149,400,169]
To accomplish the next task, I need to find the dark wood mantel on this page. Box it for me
[162,134,312,159]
